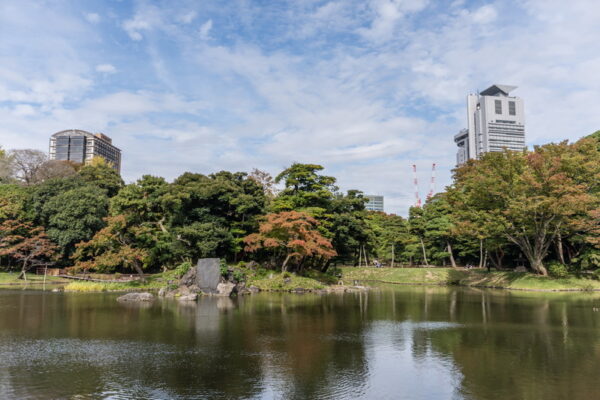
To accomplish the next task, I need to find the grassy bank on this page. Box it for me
[0,272,67,287]
[339,267,600,291]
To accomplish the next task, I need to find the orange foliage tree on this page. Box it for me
[0,220,57,279]
[72,215,150,279]
[244,211,336,272]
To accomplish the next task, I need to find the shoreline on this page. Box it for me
[3,267,600,294]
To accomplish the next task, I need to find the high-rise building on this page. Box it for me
[49,130,121,172]
[365,195,384,212]
[454,84,526,165]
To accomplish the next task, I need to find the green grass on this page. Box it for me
[247,272,327,291]
[339,267,600,291]
[0,272,66,286]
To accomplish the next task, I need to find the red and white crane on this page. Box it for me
[411,163,437,207]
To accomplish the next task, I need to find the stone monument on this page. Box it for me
[195,258,221,294]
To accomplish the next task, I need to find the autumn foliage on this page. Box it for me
[244,211,336,271]
[0,220,57,278]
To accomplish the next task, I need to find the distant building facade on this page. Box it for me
[365,195,384,212]
[454,84,526,165]
[49,130,121,172]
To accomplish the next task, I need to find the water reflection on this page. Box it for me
[1,287,599,399]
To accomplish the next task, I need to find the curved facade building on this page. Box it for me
[49,129,121,173]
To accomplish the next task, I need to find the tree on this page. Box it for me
[72,215,149,278]
[0,220,57,279]
[78,157,124,197]
[0,146,12,182]
[421,194,458,267]
[7,149,48,185]
[244,211,337,272]
[42,186,109,260]
[34,160,77,182]
[450,141,599,275]
[249,168,278,199]
[0,184,28,222]
[273,163,337,212]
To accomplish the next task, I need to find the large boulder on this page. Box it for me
[178,293,198,301]
[180,266,197,287]
[196,258,221,293]
[515,266,528,272]
[216,282,237,297]
[117,292,154,302]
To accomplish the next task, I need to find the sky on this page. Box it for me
[1,0,599,214]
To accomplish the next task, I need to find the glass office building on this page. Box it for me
[365,195,384,212]
[49,130,121,172]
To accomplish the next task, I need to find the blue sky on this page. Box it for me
[1,0,599,214]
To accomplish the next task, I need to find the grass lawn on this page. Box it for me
[0,272,67,286]
[339,267,600,291]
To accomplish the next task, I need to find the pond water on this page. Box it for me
[1,286,599,399]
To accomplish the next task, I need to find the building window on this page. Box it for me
[508,101,516,115]
[495,100,502,114]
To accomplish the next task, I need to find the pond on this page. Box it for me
[1,286,599,399]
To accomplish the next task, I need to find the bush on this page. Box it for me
[548,262,569,278]
[174,261,192,278]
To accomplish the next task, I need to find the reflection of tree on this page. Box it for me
[427,291,600,400]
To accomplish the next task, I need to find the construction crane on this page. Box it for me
[426,163,436,201]
[412,164,421,207]
[412,163,437,207]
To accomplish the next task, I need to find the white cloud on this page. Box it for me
[85,12,100,24]
[199,19,212,40]
[179,11,197,24]
[122,6,162,41]
[95,64,116,74]
[471,5,497,24]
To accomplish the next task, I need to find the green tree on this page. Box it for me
[450,141,599,275]
[273,163,337,212]
[78,157,124,197]
[42,185,109,260]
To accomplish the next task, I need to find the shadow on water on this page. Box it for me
[0,287,600,399]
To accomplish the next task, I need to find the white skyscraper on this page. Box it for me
[454,84,526,165]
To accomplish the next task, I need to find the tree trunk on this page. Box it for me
[391,244,395,268]
[478,239,484,268]
[132,260,146,282]
[530,256,548,276]
[447,242,457,268]
[17,259,29,280]
[419,237,429,266]
[281,254,292,272]
[556,233,566,265]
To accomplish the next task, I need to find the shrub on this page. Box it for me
[174,261,192,278]
[548,262,569,279]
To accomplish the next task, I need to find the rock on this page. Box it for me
[158,287,167,297]
[117,292,154,302]
[196,258,221,294]
[178,285,191,296]
[284,277,292,284]
[188,284,201,293]
[178,293,198,301]
[180,267,197,287]
[248,285,260,293]
[216,282,237,297]
[290,287,307,294]
[245,261,259,270]
[515,266,528,272]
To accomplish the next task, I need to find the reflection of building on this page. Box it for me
[454,84,526,165]
[365,195,384,212]
[49,130,121,172]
